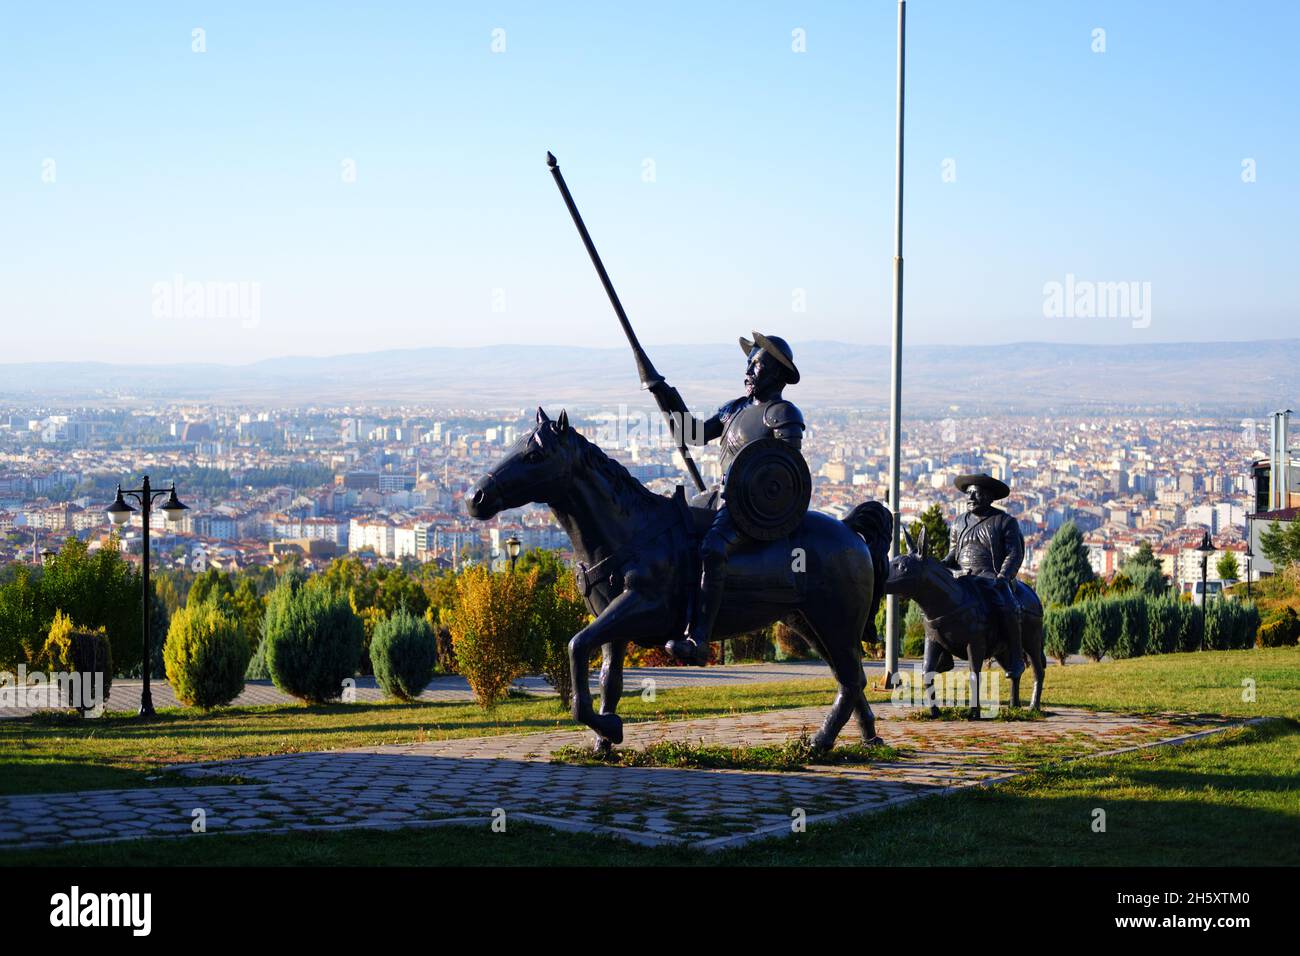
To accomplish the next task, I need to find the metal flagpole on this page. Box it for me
[884,0,906,688]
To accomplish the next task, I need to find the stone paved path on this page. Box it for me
[0,704,1240,852]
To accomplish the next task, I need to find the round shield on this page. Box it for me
[723,437,812,540]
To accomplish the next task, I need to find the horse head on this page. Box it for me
[466,407,579,520]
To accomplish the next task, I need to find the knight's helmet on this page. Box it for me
[739,331,800,385]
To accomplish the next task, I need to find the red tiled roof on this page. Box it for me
[1249,508,1299,521]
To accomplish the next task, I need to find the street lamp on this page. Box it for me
[1244,541,1253,601]
[1196,530,1215,651]
[505,535,521,573]
[106,476,190,717]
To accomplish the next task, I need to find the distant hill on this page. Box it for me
[1,339,1295,415]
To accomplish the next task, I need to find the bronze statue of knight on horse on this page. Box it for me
[465,153,894,754]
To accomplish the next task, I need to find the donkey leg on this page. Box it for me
[967,647,984,720]
[1027,618,1045,711]
[922,638,945,718]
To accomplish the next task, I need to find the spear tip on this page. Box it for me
[546,151,557,168]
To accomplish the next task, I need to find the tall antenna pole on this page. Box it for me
[884,0,906,688]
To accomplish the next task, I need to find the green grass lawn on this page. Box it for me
[1037,646,1300,718]
[8,718,1296,867]
[2,647,1297,867]
[2,647,1296,798]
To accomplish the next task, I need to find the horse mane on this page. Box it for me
[569,427,663,509]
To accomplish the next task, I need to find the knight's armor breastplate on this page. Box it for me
[719,401,780,476]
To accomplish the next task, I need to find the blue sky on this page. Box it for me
[2,1,1296,364]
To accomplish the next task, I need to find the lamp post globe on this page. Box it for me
[106,487,135,526]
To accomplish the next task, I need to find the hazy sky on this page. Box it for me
[2,1,1296,365]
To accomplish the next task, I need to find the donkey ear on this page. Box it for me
[915,524,928,557]
[536,407,549,425]
[902,525,917,555]
[557,409,569,432]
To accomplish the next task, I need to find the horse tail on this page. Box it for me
[842,501,893,634]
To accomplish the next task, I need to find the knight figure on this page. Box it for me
[942,473,1026,678]
[649,331,805,665]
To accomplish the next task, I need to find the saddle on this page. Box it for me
[963,574,1041,619]
[574,486,803,617]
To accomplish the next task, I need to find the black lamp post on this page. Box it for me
[505,535,521,573]
[106,476,190,717]
[1195,530,1215,651]
[1244,541,1253,600]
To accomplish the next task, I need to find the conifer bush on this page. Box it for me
[1080,597,1120,661]
[163,601,248,709]
[1043,604,1084,665]
[370,608,437,701]
[1112,594,1150,659]
[1146,595,1183,655]
[265,583,363,704]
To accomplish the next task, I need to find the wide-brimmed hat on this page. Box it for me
[955,473,1010,500]
[738,331,800,385]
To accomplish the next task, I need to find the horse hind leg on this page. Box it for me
[790,610,879,750]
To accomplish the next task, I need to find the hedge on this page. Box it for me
[1045,593,1260,662]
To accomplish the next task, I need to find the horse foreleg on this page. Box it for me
[591,640,627,755]
[569,594,644,748]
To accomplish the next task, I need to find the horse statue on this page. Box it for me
[885,523,1045,716]
[466,407,893,753]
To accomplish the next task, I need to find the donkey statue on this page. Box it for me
[885,523,1046,716]
[467,408,893,753]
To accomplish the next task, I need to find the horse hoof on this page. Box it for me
[967,708,981,721]
[864,735,884,747]
[928,706,941,719]
[591,735,613,757]
[597,714,624,745]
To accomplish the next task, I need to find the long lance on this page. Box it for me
[546,151,707,494]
